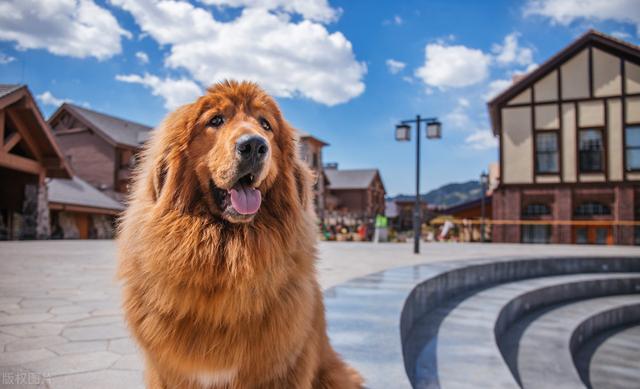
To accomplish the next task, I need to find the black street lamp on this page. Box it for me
[395,115,442,254]
[480,171,489,243]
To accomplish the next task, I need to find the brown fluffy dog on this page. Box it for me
[117,81,363,389]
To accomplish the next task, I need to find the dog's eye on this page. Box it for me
[208,115,225,128]
[259,118,272,132]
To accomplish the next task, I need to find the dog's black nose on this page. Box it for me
[236,135,268,161]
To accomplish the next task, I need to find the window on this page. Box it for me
[575,227,589,244]
[635,206,640,246]
[574,202,611,217]
[575,227,610,245]
[523,203,551,217]
[535,133,559,173]
[522,203,551,243]
[522,225,551,244]
[626,126,640,171]
[579,129,604,172]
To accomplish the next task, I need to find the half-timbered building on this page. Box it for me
[488,30,640,245]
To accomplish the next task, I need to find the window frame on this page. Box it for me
[574,201,612,218]
[578,128,606,174]
[534,131,560,174]
[522,203,552,218]
[625,126,640,172]
[521,224,551,244]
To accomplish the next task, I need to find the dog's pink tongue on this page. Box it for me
[229,185,261,215]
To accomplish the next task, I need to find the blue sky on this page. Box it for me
[1,0,639,196]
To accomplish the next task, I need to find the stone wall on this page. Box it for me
[19,184,38,240]
[92,215,115,239]
[18,182,50,240]
[58,212,80,239]
[36,181,50,239]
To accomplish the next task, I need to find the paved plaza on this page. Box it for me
[0,241,638,388]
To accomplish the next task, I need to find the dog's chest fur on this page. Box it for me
[190,368,237,388]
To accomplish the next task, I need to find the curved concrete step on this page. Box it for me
[577,324,640,389]
[323,256,640,389]
[401,256,640,387]
[411,274,640,389]
[516,296,640,389]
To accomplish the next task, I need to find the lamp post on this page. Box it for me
[395,115,442,254]
[480,171,489,243]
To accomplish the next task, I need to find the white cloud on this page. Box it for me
[37,91,89,108]
[445,98,472,130]
[383,15,403,26]
[110,0,365,106]
[0,0,130,60]
[483,78,512,101]
[445,109,470,129]
[465,130,498,150]
[116,73,203,110]
[135,51,149,64]
[415,43,491,89]
[524,0,640,35]
[37,91,68,107]
[611,30,631,40]
[0,52,15,64]
[386,59,406,74]
[202,0,340,23]
[492,33,533,66]
[483,63,539,101]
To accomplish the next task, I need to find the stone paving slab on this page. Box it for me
[0,240,638,388]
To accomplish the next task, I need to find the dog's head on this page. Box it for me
[146,80,309,224]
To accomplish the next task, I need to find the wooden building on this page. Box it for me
[47,176,124,239]
[298,130,329,220]
[388,195,434,231]
[48,103,152,203]
[0,85,71,239]
[325,167,386,223]
[488,30,640,245]
[0,85,123,240]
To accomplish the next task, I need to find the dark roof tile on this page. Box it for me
[0,84,23,99]
[325,169,379,190]
[64,104,153,148]
[48,176,125,212]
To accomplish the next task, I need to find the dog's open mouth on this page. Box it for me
[211,173,262,218]
[229,174,261,215]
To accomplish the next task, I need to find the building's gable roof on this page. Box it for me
[0,84,72,178]
[0,84,23,100]
[488,30,640,135]
[441,195,492,216]
[50,103,153,148]
[325,168,381,190]
[298,129,328,146]
[48,176,125,213]
[391,194,430,203]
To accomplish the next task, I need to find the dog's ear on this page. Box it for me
[151,157,168,202]
[293,161,314,210]
[146,105,190,203]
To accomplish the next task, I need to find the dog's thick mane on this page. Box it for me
[117,84,316,319]
[117,81,363,388]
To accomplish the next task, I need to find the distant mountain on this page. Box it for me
[390,180,483,208]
